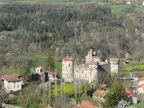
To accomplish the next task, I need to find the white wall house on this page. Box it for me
[1,74,23,93]
[35,66,57,83]
[36,65,43,74]
[125,0,133,4]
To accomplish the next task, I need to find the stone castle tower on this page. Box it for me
[62,56,74,82]
[62,49,119,83]
[88,62,99,84]
[109,58,119,75]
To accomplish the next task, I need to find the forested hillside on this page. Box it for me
[0,3,144,70]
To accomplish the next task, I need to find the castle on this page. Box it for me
[62,49,119,84]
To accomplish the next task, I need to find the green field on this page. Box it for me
[111,5,144,14]
[122,63,144,72]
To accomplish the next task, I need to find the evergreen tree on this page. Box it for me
[103,81,127,108]
[45,56,55,71]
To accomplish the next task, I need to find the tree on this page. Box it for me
[103,81,127,108]
[45,56,55,71]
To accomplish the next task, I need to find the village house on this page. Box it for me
[36,66,57,83]
[62,49,119,84]
[73,101,97,108]
[125,88,140,104]
[92,89,107,103]
[137,77,144,94]
[1,74,23,93]
[45,105,52,108]
[125,0,133,4]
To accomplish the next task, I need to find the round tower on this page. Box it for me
[62,56,74,82]
[109,58,119,75]
[89,62,99,84]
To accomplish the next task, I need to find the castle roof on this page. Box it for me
[63,56,73,61]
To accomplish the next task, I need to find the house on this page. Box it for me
[137,77,144,94]
[36,66,57,83]
[1,74,23,93]
[40,71,57,83]
[36,65,43,74]
[73,101,97,108]
[125,88,140,104]
[45,105,52,108]
[125,0,133,4]
[92,89,106,103]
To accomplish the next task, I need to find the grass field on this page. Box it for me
[111,5,144,14]
[122,63,144,72]
[110,5,128,14]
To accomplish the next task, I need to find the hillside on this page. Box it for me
[0,3,144,75]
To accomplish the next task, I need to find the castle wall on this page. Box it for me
[100,63,110,74]
[74,64,89,81]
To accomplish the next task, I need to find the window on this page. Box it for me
[17,85,19,88]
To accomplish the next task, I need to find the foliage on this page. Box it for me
[45,56,55,71]
[122,64,144,72]
[103,80,127,108]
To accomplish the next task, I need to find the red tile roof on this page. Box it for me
[45,106,52,108]
[139,77,144,82]
[1,74,23,82]
[93,89,106,98]
[63,56,73,61]
[125,88,139,98]
[138,84,144,89]
[73,101,97,108]
[125,0,132,2]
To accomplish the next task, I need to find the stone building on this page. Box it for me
[36,66,57,83]
[62,49,119,84]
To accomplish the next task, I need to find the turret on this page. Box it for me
[62,56,74,82]
[86,49,93,63]
[89,61,99,84]
[109,58,119,75]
